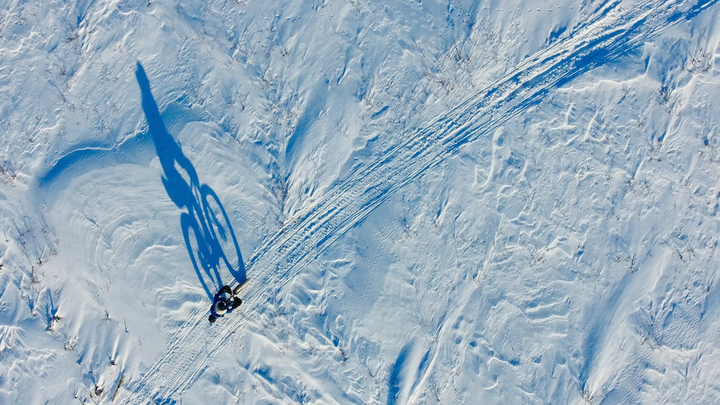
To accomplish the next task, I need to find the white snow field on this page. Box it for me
[2,0,720,403]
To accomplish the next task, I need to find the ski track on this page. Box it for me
[120,1,718,403]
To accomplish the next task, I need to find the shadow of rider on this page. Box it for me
[135,62,246,300]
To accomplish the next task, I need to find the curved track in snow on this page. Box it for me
[121,1,718,402]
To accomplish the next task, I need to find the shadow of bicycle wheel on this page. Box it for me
[136,62,246,300]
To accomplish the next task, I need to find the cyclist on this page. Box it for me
[208,285,242,323]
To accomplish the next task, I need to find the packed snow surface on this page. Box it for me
[2,0,720,403]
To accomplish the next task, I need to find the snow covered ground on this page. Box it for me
[2,0,720,403]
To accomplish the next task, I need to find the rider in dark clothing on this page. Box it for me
[209,285,242,323]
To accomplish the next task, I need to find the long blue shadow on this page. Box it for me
[135,62,246,299]
[387,342,413,405]
[38,133,155,189]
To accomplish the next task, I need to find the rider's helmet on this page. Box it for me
[214,300,228,316]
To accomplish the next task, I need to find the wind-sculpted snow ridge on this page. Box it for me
[121,0,718,402]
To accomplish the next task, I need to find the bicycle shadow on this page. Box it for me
[135,62,246,300]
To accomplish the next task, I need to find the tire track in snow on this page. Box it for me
[121,1,718,402]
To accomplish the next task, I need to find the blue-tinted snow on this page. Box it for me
[2,0,720,404]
